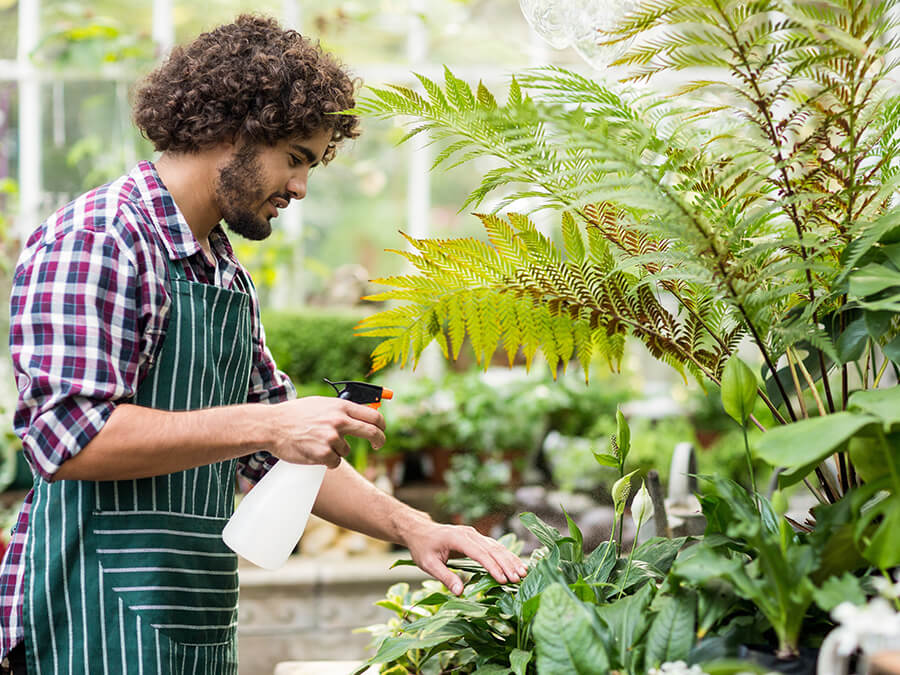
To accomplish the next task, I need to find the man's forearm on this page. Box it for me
[312,461,433,547]
[50,396,386,483]
[51,402,273,482]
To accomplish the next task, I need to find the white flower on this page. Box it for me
[631,479,655,531]
[648,659,777,675]
[830,598,900,656]
[872,571,900,600]
[648,661,708,675]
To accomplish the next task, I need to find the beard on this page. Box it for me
[214,143,272,241]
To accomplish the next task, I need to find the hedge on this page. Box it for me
[260,308,386,390]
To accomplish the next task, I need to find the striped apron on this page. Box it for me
[23,252,253,674]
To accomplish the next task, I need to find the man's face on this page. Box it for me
[214,128,332,240]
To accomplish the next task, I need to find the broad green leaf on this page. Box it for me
[812,572,867,612]
[848,386,900,430]
[884,334,900,365]
[865,501,900,568]
[415,592,452,606]
[519,512,564,549]
[755,413,877,469]
[865,310,894,341]
[672,544,744,586]
[564,509,584,564]
[363,631,458,667]
[808,498,868,582]
[595,583,653,670]
[515,551,563,623]
[696,585,737,639]
[849,263,900,297]
[836,317,868,364]
[592,452,619,468]
[849,432,892,482]
[571,577,596,603]
[510,649,532,675]
[697,476,769,537]
[854,481,900,568]
[616,409,631,463]
[633,537,689,576]
[533,584,611,675]
[644,594,696,669]
[584,541,617,585]
[440,598,493,618]
[721,356,757,425]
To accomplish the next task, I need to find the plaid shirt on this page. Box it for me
[0,161,294,657]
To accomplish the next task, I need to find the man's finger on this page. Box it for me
[423,557,464,595]
[343,401,387,431]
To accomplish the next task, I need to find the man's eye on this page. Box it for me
[290,155,303,167]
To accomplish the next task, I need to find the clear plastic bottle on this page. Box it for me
[222,379,392,569]
[222,462,327,569]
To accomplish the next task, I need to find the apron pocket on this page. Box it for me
[90,510,238,646]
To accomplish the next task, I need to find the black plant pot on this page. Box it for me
[738,645,820,675]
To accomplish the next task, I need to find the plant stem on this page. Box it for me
[617,510,625,557]
[874,351,890,388]
[819,350,836,414]
[803,477,828,505]
[786,349,809,419]
[743,425,758,511]
[837,451,849,495]
[792,348,827,417]
[616,518,643,599]
[842,363,849,410]
[864,341,872,389]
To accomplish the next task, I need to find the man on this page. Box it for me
[0,15,526,674]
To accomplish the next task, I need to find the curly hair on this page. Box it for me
[133,14,359,162]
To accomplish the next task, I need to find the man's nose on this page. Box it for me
[286,170,308,200]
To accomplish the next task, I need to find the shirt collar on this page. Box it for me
[128,160,206,262]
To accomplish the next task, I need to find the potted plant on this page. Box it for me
[352,0,900,670]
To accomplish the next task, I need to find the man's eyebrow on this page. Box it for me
[290,144,320,165]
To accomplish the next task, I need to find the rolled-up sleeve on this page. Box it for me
[237,282,296,484]
[10,227,145,481]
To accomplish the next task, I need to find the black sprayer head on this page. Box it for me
[323,378,394,409]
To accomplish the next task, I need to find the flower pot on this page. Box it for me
[422,447,457,485]
[737,645,819,675]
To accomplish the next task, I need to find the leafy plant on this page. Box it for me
[358,515,689,675]
[437,453,514,524]
[353,0,900,513]
[720,356,760,505]
[349,1,900,668]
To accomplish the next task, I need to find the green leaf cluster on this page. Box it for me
[358,512,695,675]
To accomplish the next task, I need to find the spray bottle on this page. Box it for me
[222,378,393,569]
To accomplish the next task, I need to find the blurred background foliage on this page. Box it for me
[0,0,745,513]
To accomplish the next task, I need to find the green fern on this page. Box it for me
[355,0,900,429]
[356,212,737,383]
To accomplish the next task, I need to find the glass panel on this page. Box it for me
[39,1,156,73]
[301,116,410,295]
[295,0,408,65]
[427,0,533,67]
[0,0,16,60]
[40,81,153,201]
[174,0,282,44]
[0,82,15,187]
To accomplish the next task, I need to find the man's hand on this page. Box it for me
[267,396,387,468]
[403,520,528,595]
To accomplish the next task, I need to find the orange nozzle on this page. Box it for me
[381,388,394,400]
